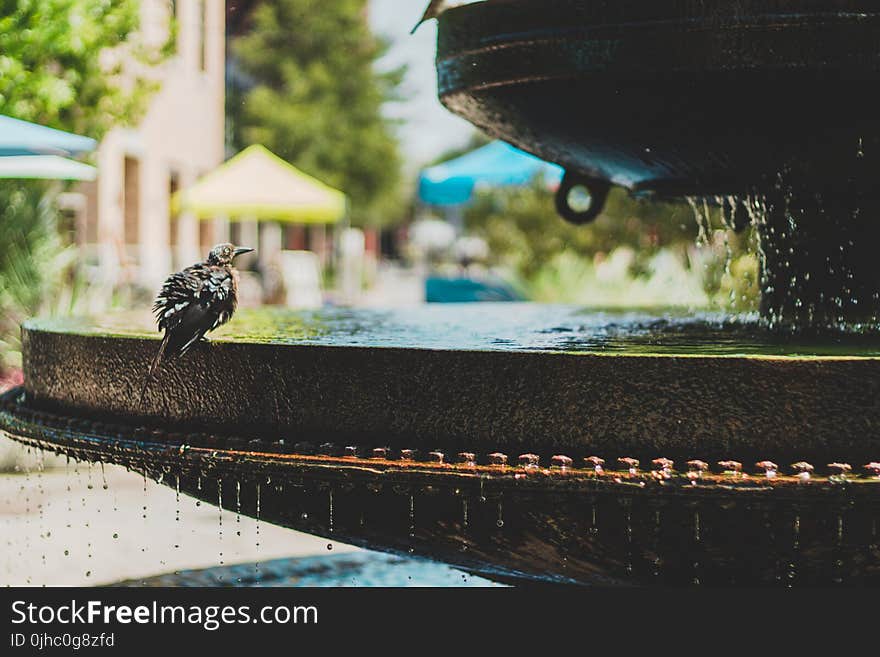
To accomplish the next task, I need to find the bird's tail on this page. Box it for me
[140,332,170,405]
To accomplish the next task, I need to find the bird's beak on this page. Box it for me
[233,247,254,257]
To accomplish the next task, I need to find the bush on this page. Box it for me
[0,182,74,371]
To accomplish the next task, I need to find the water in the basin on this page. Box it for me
[32,304,880,358]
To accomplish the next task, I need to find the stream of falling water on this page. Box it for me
[328,488,334,535]
[255,481,261,577]
[787,511,800,587]
[217,479,224,580]
[408,492,416,553]
[686,193,764,315]
[692,509,702,586]
[685,174,880,333]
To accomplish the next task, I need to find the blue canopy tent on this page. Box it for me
[0,114,96,157]
[418,140,564,206]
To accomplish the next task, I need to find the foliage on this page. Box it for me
[463,179,761,309]
[0,183,76,370]
[0,0,164,371]
[0,0,161,139]
[229,0,405,226]
[514,248,709,308]
[464,179,693,277]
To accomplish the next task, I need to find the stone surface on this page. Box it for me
[19,305,880,464]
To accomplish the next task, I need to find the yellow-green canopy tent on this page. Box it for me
[173,144,347,223]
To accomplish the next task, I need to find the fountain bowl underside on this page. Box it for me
[437,0,880,197]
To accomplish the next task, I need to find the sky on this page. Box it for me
[367,0,477,172]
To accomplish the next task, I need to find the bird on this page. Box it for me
[140,243,254,403]
[411,0,448,34]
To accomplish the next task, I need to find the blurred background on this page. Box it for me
[0,0,761,585]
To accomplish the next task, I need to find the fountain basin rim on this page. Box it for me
[3,387,877,495]
[20,317,880,362]
[21,315,880,465]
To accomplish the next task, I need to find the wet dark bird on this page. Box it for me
[141,243,253,402]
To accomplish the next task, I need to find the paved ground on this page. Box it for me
[120,552,497,587]
[0,442,359,586]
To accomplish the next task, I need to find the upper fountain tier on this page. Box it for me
[437,0,880,202]
[436,1,880,326]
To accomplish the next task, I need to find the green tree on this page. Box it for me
[464,179,696,279]
[0,0,162,138]
[0,183,72,370]
[229,0,405,226]
[463,178,761,309]
[0,0,163,371]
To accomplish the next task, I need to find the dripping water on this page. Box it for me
[235,480,241,537]
[623,499,634,576]
[691,509,704,586]
[832,511,845,585]
[328,488,334,534]
[217,479,224,576]
[786,511,800,587]
[35,450,47,571]
[408,493,416,553]
[686,196,712,247]
[461,497,469,552]
[140,465,147,556]
[254,482,261,577]
[588,498,599,536]
[652,507,663,578]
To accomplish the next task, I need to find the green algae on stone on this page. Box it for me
[23,304,880,359]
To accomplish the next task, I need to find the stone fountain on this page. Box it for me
[2,0,880,586]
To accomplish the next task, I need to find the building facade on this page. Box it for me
[77,0,226,293]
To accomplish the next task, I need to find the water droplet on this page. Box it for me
[328,489,334,534]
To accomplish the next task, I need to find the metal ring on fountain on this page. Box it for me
[2,307,880,585]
